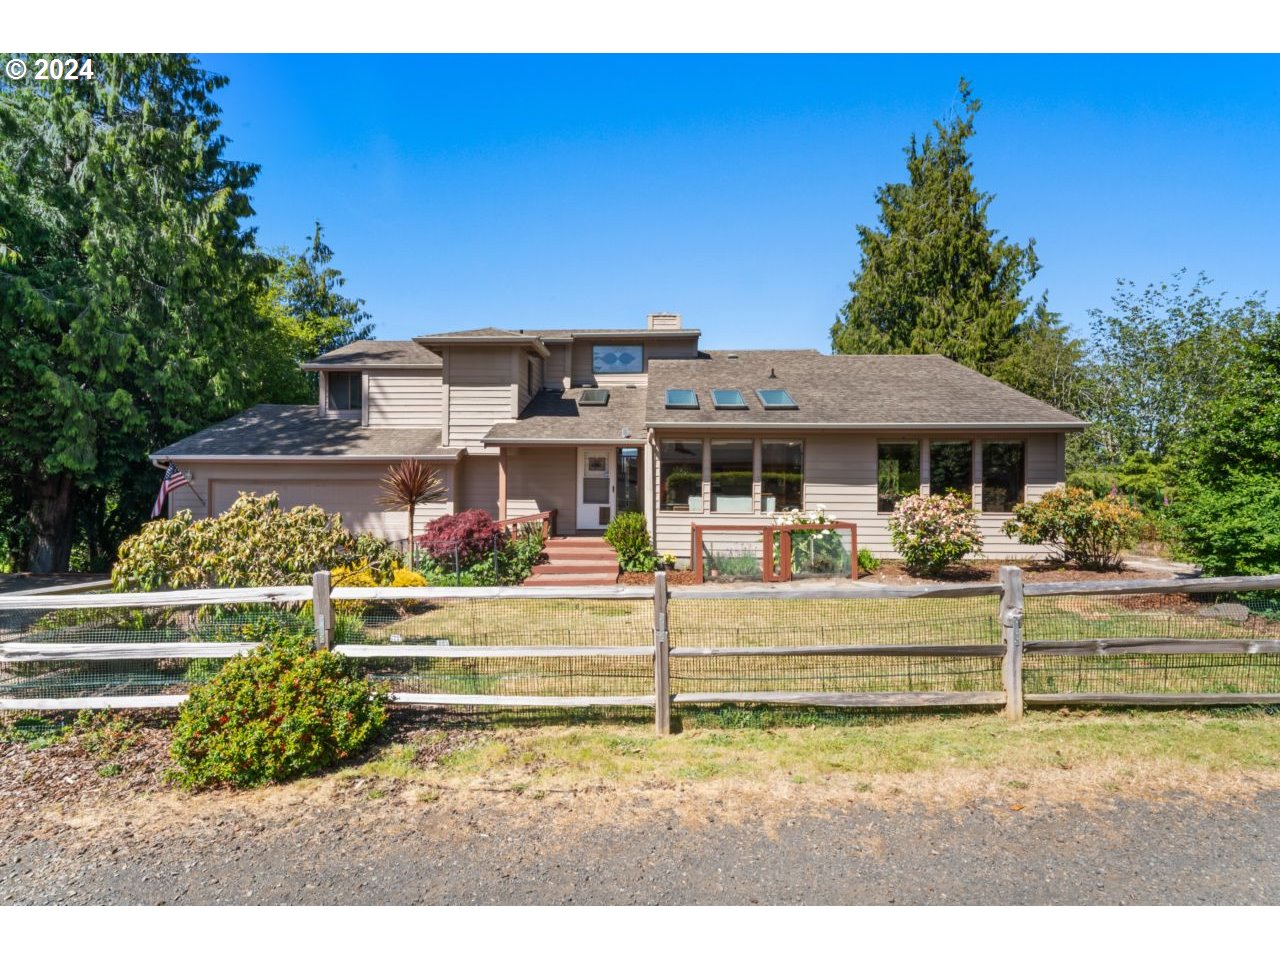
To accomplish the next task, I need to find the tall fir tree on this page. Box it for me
[831,79,1039,374]
[0,54,293,571]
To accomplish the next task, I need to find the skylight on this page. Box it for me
[665,389,699,409]
[711,389,748,410]
[578,388,610,406]
[755,388,797,410]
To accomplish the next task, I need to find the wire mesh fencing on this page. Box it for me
[0,600,314,706]
[666,592,1005,700]
[1022,587,1280,698]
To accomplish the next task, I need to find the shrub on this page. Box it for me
[390,568,428,587]
[604,512,655,573]
[113,493,402,591]
[501,529,546,583]
[1003,486,1143,571]
[888,493,983,576]
[169,626,388,789]
[1169,476,1280,576]
[857,548,881,574]
[417,509,506,569]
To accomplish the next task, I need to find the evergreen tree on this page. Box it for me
[831,79,1039,374]
[0,54,290,571]
[277,221,374,363]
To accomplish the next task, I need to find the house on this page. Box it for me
[151,314,1086,563]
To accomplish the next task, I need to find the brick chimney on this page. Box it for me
[647,312,682,330]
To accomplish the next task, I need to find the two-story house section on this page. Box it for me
[152,313,1086,561]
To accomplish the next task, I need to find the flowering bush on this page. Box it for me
[416,509,506,569]
[169,625,388,789]
[112,493,401,591]
[1003,486,1143,571]
[888,493,983,575]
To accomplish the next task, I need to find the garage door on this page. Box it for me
[211,480,399,539]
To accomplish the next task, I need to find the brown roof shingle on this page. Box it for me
[152,405,458,459]
[645,351,1087,428]
[483,386,648,444]
[303,340,442,369]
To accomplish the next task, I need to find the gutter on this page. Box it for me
[150,453,462,464]
[643,420,1088,430]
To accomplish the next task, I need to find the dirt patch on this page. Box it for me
[618,570,699,586]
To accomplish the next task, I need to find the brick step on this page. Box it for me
[543,544,617,557]
[524,572,620,586]
[531,562,619,575]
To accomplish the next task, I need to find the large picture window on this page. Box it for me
[659,441,703,512]
[761,440,803,512]
[592,344,643,374]
[327,372,362,411]
[710,440,753,512]
[929,441,972,499]
[982,441,1025,512]
[877,442,920,513]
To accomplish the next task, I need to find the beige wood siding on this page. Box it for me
[446,347,517,449]
[367,372,442,428]
[166,459,455,541]
[544,344,570,389]
[651,430,1066,564]
[458,454,500,518]
[505,445,579,533]
[571,336,700,386]
[517,351,543,412]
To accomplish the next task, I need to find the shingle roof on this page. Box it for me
[645,352,1087,428]
[416,327,527,339]
[516,328,701,341]
[302,340,442,369]
[483,386,648,444]
[151,406,458,460]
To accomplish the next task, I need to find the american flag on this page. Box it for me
[151,464,190,518]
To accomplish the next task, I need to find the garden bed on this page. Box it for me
[861,559,1180,586]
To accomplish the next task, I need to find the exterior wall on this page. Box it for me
[650,430,1067,564]
[571,335,700,387]
[366,371,442,428]
[445,347,517,449]
[517,351,544,412]
[544,343,571,389]
[504,445,579,534]
[167,458,455,541]
[457,453,500,518]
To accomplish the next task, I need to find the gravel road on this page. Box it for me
[3,786,1277,905]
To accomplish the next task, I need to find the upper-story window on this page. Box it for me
[327,372,362,412]
[592,345,643,374]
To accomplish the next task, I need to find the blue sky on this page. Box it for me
[199,54,1280,350]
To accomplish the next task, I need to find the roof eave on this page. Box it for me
[151,452,463,464]
[645,420,1088,431]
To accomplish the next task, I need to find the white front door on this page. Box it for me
[577,447,614,530]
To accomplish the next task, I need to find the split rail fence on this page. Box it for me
[2,569,1279,732]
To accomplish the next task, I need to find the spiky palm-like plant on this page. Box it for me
[376,460,447,562]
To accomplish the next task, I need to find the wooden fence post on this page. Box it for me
[312,570,334,652]
[653,570,671,735]
[999,565,1024,719]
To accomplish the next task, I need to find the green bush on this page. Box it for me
[1003,486,1144,571]
[888,493,983,576]
[857,548,881,574]
[168,626,388,789]
[1170,476,1280,576]
[604,511,656,573]
[113,493,401,591]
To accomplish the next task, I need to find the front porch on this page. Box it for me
[493,443,648,537]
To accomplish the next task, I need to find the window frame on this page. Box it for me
[708,439,755,513]
[664,389,700,410]
[658,439,705,513]
[755,388,798,410]
[876,441,921,514]
[981,440,1026,514]
[326,371,363,413]
[592,344,644,375]
[760,439,804,513]
[711,389,749,410]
